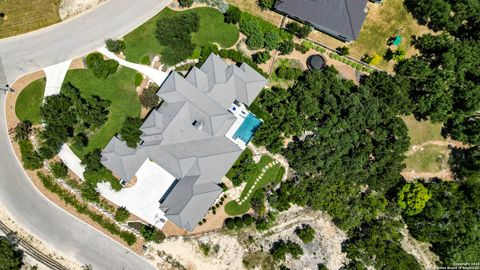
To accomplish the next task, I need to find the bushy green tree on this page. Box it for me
[105,39,125,54]
[252,51,270,64]
[178,0,193,7]
[114,206,130,222]
[82,149,103,173]
[224,6,241,24]
[0,236,24,270]
[397,182,431,216]
[86,53,119,79]
[13,121,32,142]
[336,46,349,55]
[139,84,160,109]
[295,224,315,243]
[246,32,264,49]
[50,161,68,179]
[270,240,303,261]
[263,31,280,50]
[278,39,294,55]
[72,132,89,149]
[258,0,275,10]
[239,19,261,37]
[119,117,142,148]
[156,13,199,65]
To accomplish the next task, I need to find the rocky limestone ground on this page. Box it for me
[144,206,348,270]
[59,0,107,20]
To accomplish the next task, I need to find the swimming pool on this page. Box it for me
[233,113,262,144]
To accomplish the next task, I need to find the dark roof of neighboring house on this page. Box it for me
[274,0,368,41]
[101,53,267,231]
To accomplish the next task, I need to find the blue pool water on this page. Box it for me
[233,113,262,144]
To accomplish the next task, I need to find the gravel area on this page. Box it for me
[59,0,107,20]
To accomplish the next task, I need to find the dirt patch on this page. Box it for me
[59,0,107,20]
[401,226,439,269]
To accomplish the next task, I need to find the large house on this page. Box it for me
[100,53,267,231]
[274,0,368,42]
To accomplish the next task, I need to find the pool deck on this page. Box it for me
[225,116,248,150]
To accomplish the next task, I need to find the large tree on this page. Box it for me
[0,236,24,269]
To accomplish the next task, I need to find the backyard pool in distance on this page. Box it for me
[233,114,262,144]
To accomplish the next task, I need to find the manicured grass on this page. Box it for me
[63,67,141,158]
[402,116,445,146]
[225,155,284,216]
[404,144,449,173]
[348,0,431,70]
[124,7,239,64]
[15,78,46,124]
[0,0,61,38]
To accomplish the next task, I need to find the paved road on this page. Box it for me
[0,0,173,268]
[0,0,171,85]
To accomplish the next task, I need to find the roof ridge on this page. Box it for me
[344,0,357,40]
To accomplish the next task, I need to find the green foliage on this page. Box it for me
[336,46,349,55]
[178,0,193,7]
[258,0,275,10]
[105,39,126,54]
[240,19,261,37]
[13,121,32,142]
[397,182,431,216]
[119,117,142,148]
[37,172,136,245]
[294,43,309,54]
[50,161,68,179]
[224,6,241,24]
[263,31,280,50]
[246,32,265,49]
[270,240,303,261]
[218,49,267,77]
[139,84,160,109]
[72,132,89,149]
[0,236,24,269]
[243,214,254,226]
[114,207,130,222]
[134,73,143,87]
[404,180,480,265]
[140,224,166,243]
[80,180,100,203]
[275,67,301,80]
[295,224,315,243]
[155,12,200,65]
[250,189,266,217]
[285,22,311,38]
[226,149,255,186]
[18,139,43,170]
[343,219,421,269]
[199,243,211,256]
[82,149,103,173]
[86,53,119,79]
[278,39,294,55]
[234,216,244,228]
[225,218,235,229]
[252,51,270,64]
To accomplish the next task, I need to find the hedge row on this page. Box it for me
[301,41,326,54]
[329,53,374,73]
[37,172,137,245]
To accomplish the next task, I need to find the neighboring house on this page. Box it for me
[100,53,267,231]
[274,0,368,42]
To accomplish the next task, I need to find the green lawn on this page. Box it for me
[124,7,239,64]
[225,155,285,216]
[402,116,445,146]
[405,144,449,173]
[63,67,141,158]
[0,0,61,38]
[15,78,46,124]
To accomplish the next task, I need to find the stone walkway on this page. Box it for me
[235,160,279,205]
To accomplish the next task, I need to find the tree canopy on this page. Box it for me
[0,236,24,270]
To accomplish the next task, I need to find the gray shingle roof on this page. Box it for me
[274,0,368,41]
[101,53,267,231]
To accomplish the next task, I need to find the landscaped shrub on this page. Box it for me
[178,0,193,7]
[86,53,119,79]
[37,172,136,245]
[72,132,88,149]
[286,22,311,38]
[336,46,350,56]
[243,214,254,226]
[224,6,241,24]
[80,180,100,203]
[295,224,316,243]
[294,43,309,54]
[139,84,160,109]
[264,31,280,50]
[246,32,264,50]
[239,19,261,37]
[252,51,270,64]
[50,161,68,179]
[234,216,244,228]
[119,117,142,148]
[202,218,207,223]
[140,224,166,243]
[134,73,143,87]
[13,121,32,142]
[258,0,275,9]
[225,218,235,229]
[278,39,294,55]
[18,140,43,170]
[114,206,130,222]
[270,240,303,261]
[276,67,301,80]
[105,39,126,54]
[156,12,200,65]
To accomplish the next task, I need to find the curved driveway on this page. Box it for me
[0,0,172,269]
